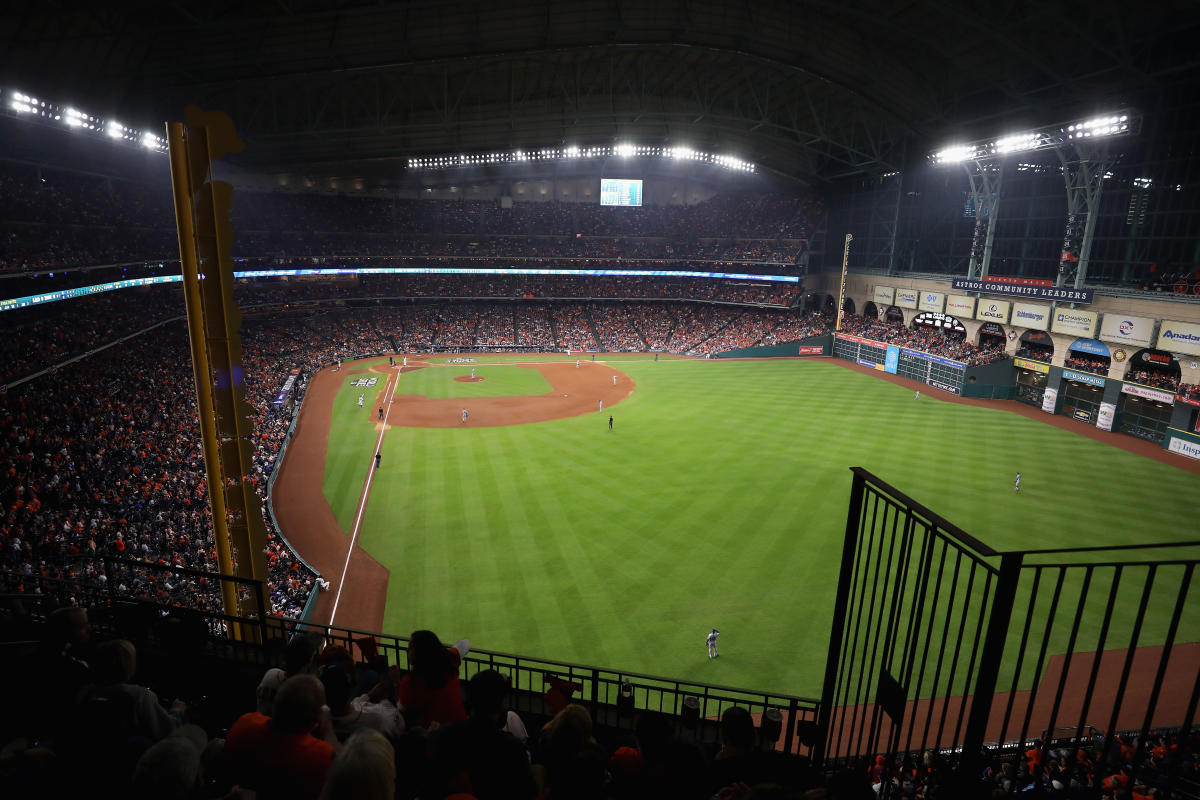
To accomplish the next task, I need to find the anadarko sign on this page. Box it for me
[1156,320,1200,357]
[951,279,1093,303]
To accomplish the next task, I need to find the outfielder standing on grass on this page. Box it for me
[706,628,721,659]
[1015,471,1021,492]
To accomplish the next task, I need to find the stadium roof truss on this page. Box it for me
[2,0,1198,185]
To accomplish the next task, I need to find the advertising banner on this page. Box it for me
[1167,436,1200,461]
[1012,302,1052,329]
[1069,338,1110,356]
[976,299,1011,324]
[945,294,977,318]
[1099,313,1155,348]
[918,291,945,313]
[873,286,895,306]
[929,380,962,395]
[895,289,919,309]
[1051,308,1099,337]
[271,369,301,407]
[885,345,899,374]
[951,278,1093,303]
[797,345,824,356]
[902,348,965,367]
[1013,358,1049,374]
[1063,369,1105,387]
[837,333,884,347]
[1097,402,1116,431]
[1121,383,1175,404]
[1177,394,1200,408]
[1157,320,1200,357]
[857,359,879,368]
[1041,386,1058,414]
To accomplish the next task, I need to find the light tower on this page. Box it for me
[932,113,1139,288]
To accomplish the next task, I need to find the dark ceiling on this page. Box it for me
[3,0,1198,184]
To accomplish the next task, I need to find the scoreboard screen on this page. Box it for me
[600,178,643,207]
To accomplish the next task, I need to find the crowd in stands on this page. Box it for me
[0,161,817,273]
[5,605,1197,799]
[1124,369,1181,392]
[1063,354,1111,375]
[836,316,1009,367]
[1178,383,1200,402]
[1015,343,1054,362]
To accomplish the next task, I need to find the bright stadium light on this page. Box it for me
[615,143,635,157]
[405,142,755,173]
[933,145,977,164]
[565,145,581,158]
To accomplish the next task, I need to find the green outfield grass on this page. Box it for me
[320,357,1200,698]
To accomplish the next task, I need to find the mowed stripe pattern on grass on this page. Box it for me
[323,358,1200,698]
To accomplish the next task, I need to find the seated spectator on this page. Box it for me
[258,633,320,715]
[532,703,608,799]
[429,669,536,799]
[130,724,210,800]
[710,705,792,791]
[396,630,469,729]
[87,638,187,743]
[319,662,404,742]
[318,728,396,800]
[224,674,340,800]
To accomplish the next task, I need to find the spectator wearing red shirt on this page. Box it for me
[396,630,470,729]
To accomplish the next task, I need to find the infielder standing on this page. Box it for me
[357,394,364,408]
[462,408,468,424]
[612,374,617,386]
[706,628,721,659]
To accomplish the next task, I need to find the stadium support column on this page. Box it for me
[836,233,852,332]
[1056,148,1114,289]
[167,109,270,642]
[964,161,1002,280]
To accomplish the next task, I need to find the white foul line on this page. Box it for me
[329,366,400,625]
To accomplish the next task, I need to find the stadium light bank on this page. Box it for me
[930,113,1136,165]
[4,88,168,152]
[407,144,756,174]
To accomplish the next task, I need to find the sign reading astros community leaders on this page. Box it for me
[951,279,1093,303]
[1157,320,1200,357]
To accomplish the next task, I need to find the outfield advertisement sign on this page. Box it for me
[797,345,824,356]
[1157,320,1200,357]
[929,380,961,395]
[975,299,1011,324]
[918,292,945,313]
[1013,358,1049,374]
[837,333,884,347]
[1012,302,1052,329]
[1097,402,1116,431]
[945,295,976,318]
[885,345,899,374]
[1051,309,1099,337]
[1167,436,1200,461]
[1063,369,1105,387]
[1099,313,1155,348]
[895,289,919,309]
[951,279,1093,303]
[1178,394,1200,408]
[902,348,964,367]
[1041,386,1058,413]
[1069,338,1109,356]
[1122,383,1175,404]
[857,359,879,368]
[873,286,895,306]
[271,369,301,407]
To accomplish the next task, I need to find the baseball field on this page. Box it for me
[276,354,1200,700]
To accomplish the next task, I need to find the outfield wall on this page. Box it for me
[716,334,830,358]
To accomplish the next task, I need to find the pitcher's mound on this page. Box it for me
[453,376,485,383]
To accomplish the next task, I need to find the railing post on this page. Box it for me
[957,551,1024,776]
[783,698,797,755]
[813,467,867,766]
